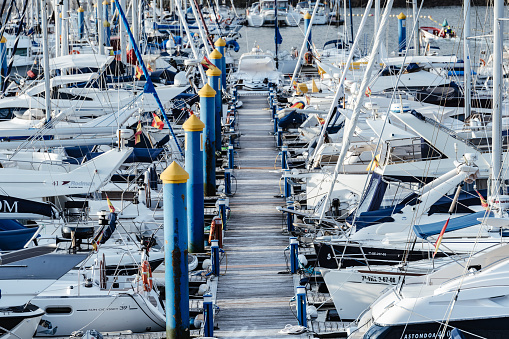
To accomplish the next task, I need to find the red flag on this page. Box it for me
[475,189,489,209]
[134,121,142,145]
[151,113,164,130]
[433,218,450,258]
[135,65,143,80]
[200,56,218,70]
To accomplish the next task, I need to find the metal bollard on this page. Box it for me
[281,145,288,170]
[290,237,298,274]
[296,286,307,327]
[218,198,226,228]
[203,293,213,337]
[287,201,294,233]
[273,115,279,135]
[228,145,234,169]
[277,127,283,148]
[224,169,232,196]
[211,240,220,276]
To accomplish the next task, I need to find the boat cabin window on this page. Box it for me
[45,306,73,314]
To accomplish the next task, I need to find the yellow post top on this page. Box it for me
[214,37,226,47]
[209,49,222,60]
[160,161,189,184]
[198,83,217,97]
[102,0,110,5]
[183,114,205,132]
[206,67,222,77]
[0,37,6,43]
[103,20,110,27]
[77,6,85,12]
[93,3,97,7]
[304,12,312,20]
[397,12,406,20]
[59,13,62,17]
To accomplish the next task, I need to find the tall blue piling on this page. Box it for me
[290,237,298,274]
[398,12,406,52]
[281,145,288,170]
[203,293,213,337]
[78,7,85,39]
[183,114,205,253]
[161,161,190,339]
[0,37,7,87]
[211,239,220,276]
[304,12,312,51]
[103,0,110,22]
[215,37,227,90]
[199,83,217,197]
[104,20,111,48]
[296,286,307,327]
[208,49,223,152]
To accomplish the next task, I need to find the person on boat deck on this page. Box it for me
[445,25,452,37]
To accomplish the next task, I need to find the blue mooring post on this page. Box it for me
[228,145,234,169]
[283,169,291,198]
[208,49,223,152]
[224,169,231,196]
[397,12,406,52]
[211,239,220,276]
[77,7,85,39]
[296,286,307,327]
[290,237,298,274]
[161,161,190,339]
[104,21,111,48]
[203,293,213,337]
[273,114,279,134]
[103,0,109,22]
[281,145,288,170]
[215,38,226,90]
[287,201,294,233]
[199,84,217,197]
[0,37,6,86]
[304,12,312,51]
[183,114,205,254]
[277,127,283,148]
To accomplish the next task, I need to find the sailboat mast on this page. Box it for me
[274,0,278,68]
[41,0,51,123]
[492,0,503,197]
[463,0,471,119]
[412,0,418,55]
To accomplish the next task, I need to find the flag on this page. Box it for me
[135,65,143,79]
[433,218,450,258]
[152,113,164,130]
[317,65,326,79]
[365,87,372,97]
[275,26,283,45]
[147,64,154,72]
[475,189,489,209]
[106,195,115,213]
[200,56,218,70]
[134,121,142,145]
[305,95,310,106]
[366,154,380,171]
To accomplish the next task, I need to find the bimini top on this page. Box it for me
[413,210,492,239]
[49,54,114,72]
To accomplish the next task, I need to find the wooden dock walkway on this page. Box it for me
[214,97,308,338]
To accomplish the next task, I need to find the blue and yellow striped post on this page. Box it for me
[104,20,111,48]
[208,49,223,152]
[161,161,190,339]
[199,83,217,197]
[304,12,312,51]
[398,12,406,52]
[0,37,7,86]
[103,0,110,22]
[77,7,85,39]
[215,37,226,90]
[183,114,205,253]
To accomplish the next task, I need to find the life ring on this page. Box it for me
[71,50,80,54]
[304,52,313,64]
[141,260,153,292]
[223,18,232,25]
[480,58,486,66]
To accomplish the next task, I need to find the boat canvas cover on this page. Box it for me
[0,195,57,218]
[413,210,492,239]
[49,54,114,71]
[238,56,275,72]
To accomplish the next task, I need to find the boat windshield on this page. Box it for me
[238,55,275,72]
[261,0,288,10]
